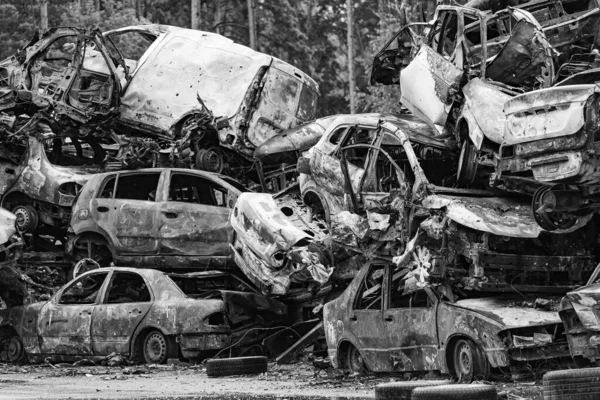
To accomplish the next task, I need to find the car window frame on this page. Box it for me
[352,262,388,311]
[101,270,154,304]
[55,270,112,306]
[385,264,438,311]
[106,170,164,202]
[165,171,234,208]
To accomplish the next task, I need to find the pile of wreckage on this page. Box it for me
[0,0,600,383]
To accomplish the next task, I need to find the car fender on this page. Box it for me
[66,228,116,258]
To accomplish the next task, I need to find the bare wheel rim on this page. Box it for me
[454,340,474,379]
[7,337,23,362]
[348,346,365,374]
[145,332,167,363]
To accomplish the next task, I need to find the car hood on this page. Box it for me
[0,208,16,244]
[421,194,592,237]
[253,115,338,164]
[454,297,561,329]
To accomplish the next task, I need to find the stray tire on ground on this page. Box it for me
[375,379,453,400]
[411,383,497,400]
[206,356,268,377]
[543,367,600,399]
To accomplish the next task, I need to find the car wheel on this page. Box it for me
[452,338,489,381]
[6,336,26,363]
[206,356,268,377]
[412,384,497,400]
[195,147,224,173]
[375,380,452,400]
[346,344,367,375]
[143,330,178,364]
[532,185,576,231]
[544,367,600,399]
[70,236,112,279]
[457,140,478,186]
[12,205,38,233]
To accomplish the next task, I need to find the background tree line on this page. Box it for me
[0,0,438,117]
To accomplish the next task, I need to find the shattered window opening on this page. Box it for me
[114,172,160,201]
[105,30,155,65]
[99,176,116,199]
[42,136,105,166]
[339,127,378,169]
[388,273,431,309]
[59,272,109,305]
[168,273,254,298]
[328,127,348,145]
[105,272,150,303]
[168,173,228,207]
[354,264,385,310]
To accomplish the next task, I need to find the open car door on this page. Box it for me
[370,22,428,86]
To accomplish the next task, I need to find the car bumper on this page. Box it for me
[178,333,230,359]
[508,342,571,362]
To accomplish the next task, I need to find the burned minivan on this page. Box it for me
[0,25,319,176]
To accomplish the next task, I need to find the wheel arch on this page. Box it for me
[1,191,33,209]
[130,324,177,361]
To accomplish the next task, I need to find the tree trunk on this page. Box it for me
[191,0,201,29]
[247,0,257,49]
[40,0,48,30]
[347,0,356,113]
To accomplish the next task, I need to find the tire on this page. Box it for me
[206,356,268,378]
[12,205,38,233]
[6,336,26,363]
[70,235,113,276]
[195,147,223,173]
[347,344,367,375]
[411,384,497,400]
[142,330,178,364]
[543,367,600,399]
[457,141,478,186]
[375,380,452,400]
[451,338,489,381]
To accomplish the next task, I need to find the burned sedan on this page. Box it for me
[66,168,246,273]
[0,25,319,175]
[0,267,286,363]
[324,259,570,379]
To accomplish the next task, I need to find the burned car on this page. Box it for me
[230,192,333,298]
[0,25,319,176]
[0,117,117,238]
[0,267,286,363]
[324,259,570,378]
[298,113,596,293]
[67,168,246,272]
[559,264,600,366]
[371,0,600,229]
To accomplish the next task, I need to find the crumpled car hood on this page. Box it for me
[454,296,561,328]
[422,194,591,237]
[563,284,600,332]
[0,208,16,244]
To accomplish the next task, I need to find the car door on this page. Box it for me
[382,265,440,372]
[37,271,110,356]
[346,262,390,371]
[90,171,162,256]
[91,271,153,356]
[157,171,234,264]
[370,22,428,86]
[400,8,466,134]
[310,125,375,199]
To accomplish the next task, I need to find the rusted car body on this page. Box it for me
[0,117,115,236]
[324,260,570,378]
[297,113,595,293]
[0,25,319,173]
[0,267,286,363]
[230,192,333,297]
[559,263,600,365]
[67,168,246,269]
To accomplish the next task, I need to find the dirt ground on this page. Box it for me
[0,361,545,400]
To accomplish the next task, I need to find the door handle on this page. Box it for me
[350,315,357,322]
[385,315,393,322]
[164,212,178,219]
[5,168,14,175]
[97,206,109,212]
[79,310,92,316]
